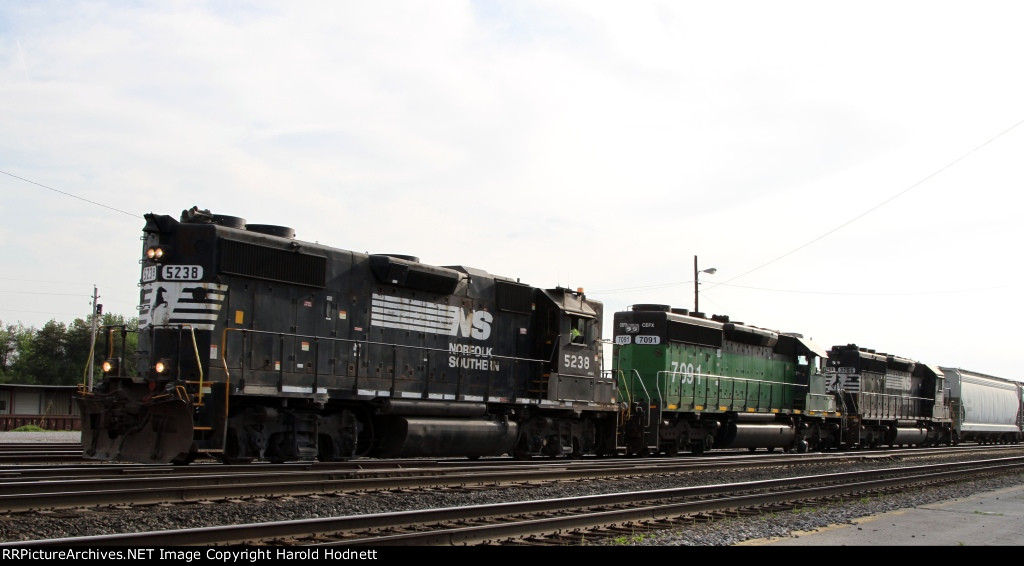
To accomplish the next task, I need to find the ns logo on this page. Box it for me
[449,307,493,340]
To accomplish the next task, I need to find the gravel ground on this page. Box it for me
[0,444,1020,546]
[0,431,81,443]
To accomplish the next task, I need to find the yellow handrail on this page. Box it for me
[180,324,204,405]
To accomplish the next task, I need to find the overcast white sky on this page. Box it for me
[2,1,1022,380]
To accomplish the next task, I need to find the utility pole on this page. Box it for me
[693,256,716,314]
[693,256,700,313]
[88,286,100,391]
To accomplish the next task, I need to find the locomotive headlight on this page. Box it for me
[145,246,169,262]
[101,357,121,375]
[154,358,172,374]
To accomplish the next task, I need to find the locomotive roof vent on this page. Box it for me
[246,224,296,239]
[213,215,247,229]
[711,314,730,323]
[631,304,670,312]
[690,311,706,318]
[670,308,690,315]
[378,254,420,262]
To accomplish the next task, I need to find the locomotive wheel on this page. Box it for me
[171,450,197,466]
[569,439,582,459]
[691,438,707,455]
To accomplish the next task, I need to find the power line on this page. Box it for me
[594,119,1024,301]
[712,118,1024,289]
[0,291,91,297]
[591,279,1020,298]
[709,281,1020,296]
[1,169,141,218]
[0,309,91,318]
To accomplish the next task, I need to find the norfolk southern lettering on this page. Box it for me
[448,343,500,371]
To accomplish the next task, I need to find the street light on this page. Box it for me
[694,255,716,313]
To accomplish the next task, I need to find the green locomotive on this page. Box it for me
[612,304,838,455]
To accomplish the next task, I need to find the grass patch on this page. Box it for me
[10,425,48,432]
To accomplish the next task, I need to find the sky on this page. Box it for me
[2,1,1022,381]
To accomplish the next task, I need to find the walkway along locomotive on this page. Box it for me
[77,207,619,464]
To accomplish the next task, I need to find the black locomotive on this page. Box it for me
[77,207,618,464]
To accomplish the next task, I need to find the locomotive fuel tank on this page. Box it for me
[715,414,797,450]
[372,417,519,458]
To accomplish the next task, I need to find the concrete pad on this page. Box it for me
[740,484,1024,546]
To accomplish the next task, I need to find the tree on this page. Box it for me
[3,323,38,384]
[65,318,96,386]
[0,322,32,380]
[11,320,68,385]
[1,314,140,384]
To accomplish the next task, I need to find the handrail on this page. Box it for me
[134,324,205,404]
[606,369,628,405]
[854,390,934,420]
[656,370,808,411]
[216,327,583,403]
[622,369,652,428]
[219,327,552,378]
[184,325,203,404]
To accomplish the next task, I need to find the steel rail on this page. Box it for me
[1,446,1022,513]
[2,457,1022,547]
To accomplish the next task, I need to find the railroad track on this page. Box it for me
[0,443,84,464]
[2,445,1020,513]
[3,457,1021,547]
[0,451,892,512]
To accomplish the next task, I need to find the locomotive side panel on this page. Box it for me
[613,305,820,455]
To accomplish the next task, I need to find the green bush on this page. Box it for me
[11,425,48,432]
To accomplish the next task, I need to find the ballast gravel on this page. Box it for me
[0,443,1021,546]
